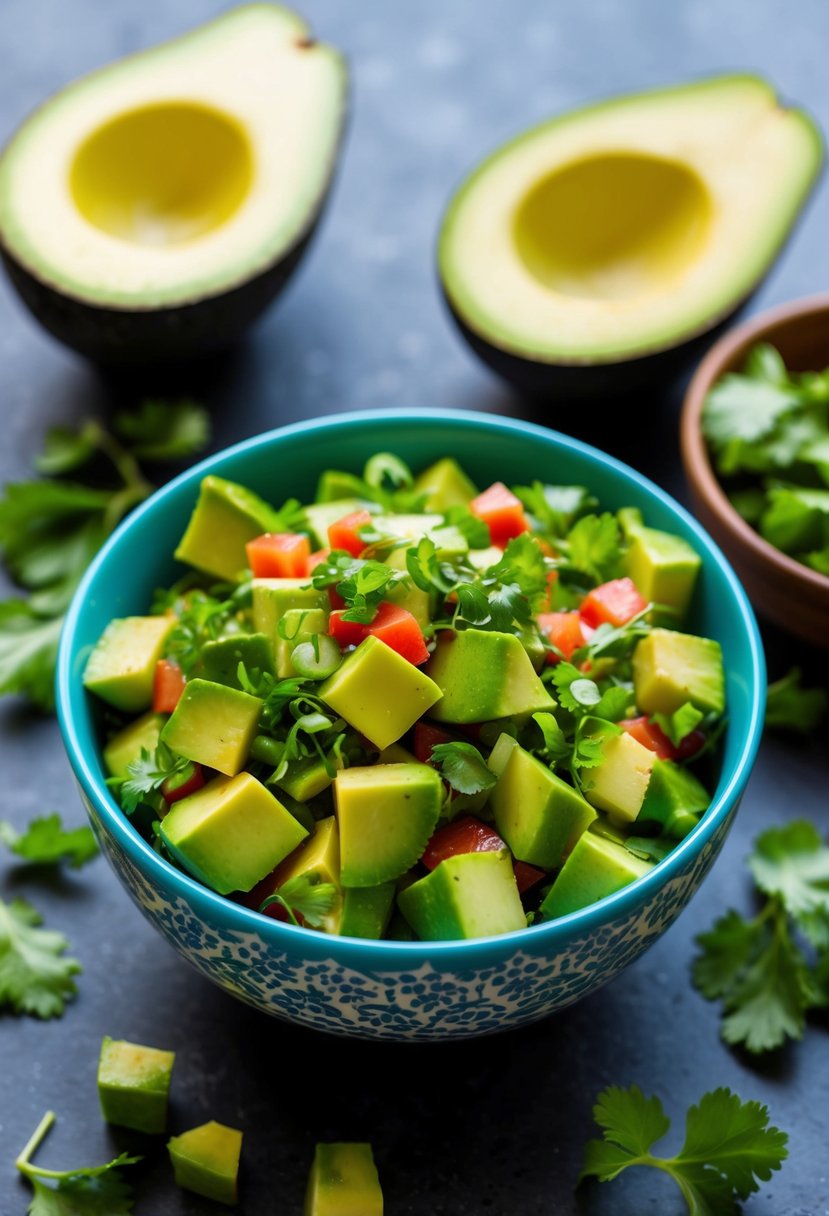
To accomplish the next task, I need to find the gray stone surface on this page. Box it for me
[1,2,828,1212]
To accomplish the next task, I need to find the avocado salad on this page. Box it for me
[83,452,725,942]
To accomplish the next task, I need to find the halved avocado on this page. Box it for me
[438,76,822,397]
[0,5,347,364]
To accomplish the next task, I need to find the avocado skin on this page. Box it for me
[1,226,318,365]
[442,289,753,402]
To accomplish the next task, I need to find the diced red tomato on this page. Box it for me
[675,728,706,761]
[537,611,586,664]
[246,532,310,578]
[161,762,204,804]
[580,577,647,628]
[422,817,505,871]
[413,722,457,765]
[328,610,367,649]
[619,716,675,760]
[306,547,331,574]
[153,659,186,714]
[329,602,428,665]
[470,482,530,546]
[513,860,546,895]
[367,602,428,665]
[328,509,373,557]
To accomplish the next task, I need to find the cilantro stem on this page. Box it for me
[15,1109,56,1176]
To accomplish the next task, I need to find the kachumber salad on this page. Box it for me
[83,453,725,942]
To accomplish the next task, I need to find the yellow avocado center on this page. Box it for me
[513,152,711,301]
[70,102,253,246]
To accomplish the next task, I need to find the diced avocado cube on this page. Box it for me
[491,743,596,868]
[487,731,520,776]
[315,470,367,503]
[252,578,329,649]
[413,456,478,510]
[582,731,655,823]
[424,629,555,723]
[467,545,505,570]
[175,475,283,583]
[168,1120,242,1206]
[382,546,433,630]
[540,832,653,919]
[320,636,443,750]
[161,679,262,776]
[304,498,366,548]
[639,758,710,839]
[201,633,273,689]
[97,1036,175,1134]
[334,763,443,886]
[372,513,468,557]
[255,815,342,932]
[588,815,632,847]
[633,629,725,716]
[277,753,337,802]
[275,608,329,678]
[83,616,174,712]
[339,883,397,939]
[160,773,308,894]
[103,712,164,778]
[625,529,701,620]
[398,851,525,940]
[305,1142,383,1216]
[376,741,418,764]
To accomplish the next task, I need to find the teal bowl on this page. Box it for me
[56,409,765,1041]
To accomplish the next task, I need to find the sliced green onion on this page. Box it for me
[291,635,342,680]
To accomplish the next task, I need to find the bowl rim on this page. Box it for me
[681,291,829,594]
[57,407,766,959]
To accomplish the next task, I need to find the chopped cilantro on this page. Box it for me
[430,741,497,796]
[0,897,81,1018]
[16,1110,141,1216]
[765,667,827,733]
[258,873,339,928]
[0,814,98,868]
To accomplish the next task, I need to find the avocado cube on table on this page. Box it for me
[304,497,365,548]
[398,851,525,940]
[103,712,165,778]
[633,629,724,716]
[638,758,710,839]
[83,616,174,712]
[490,742,596,868]
[320,636,442,750]
[160,773,307,894]
[252,578,329,648]
[201,633,273,689]
[275,607,329,678]
[540,832,653,919]
[168,1121,242,1206]
[582,731,655,823]
[424,629,555,723]
[161,679,262,776]
[413,456,478,510]
[624,528,701,620]
[97,1036,175,1133]
[339,882,396,939]
[175,474,282,582]
[305,1142,383,1216]
[334,763,443,886]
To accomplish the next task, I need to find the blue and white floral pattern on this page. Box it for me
[84,792,733,1041]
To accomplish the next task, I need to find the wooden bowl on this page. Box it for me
[681,294,829,646]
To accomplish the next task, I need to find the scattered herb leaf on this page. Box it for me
[0,815,98,868]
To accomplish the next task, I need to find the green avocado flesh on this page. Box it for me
[305,1143,383,1216]
[168,1121,242,1206]
[439,76,822,368]
[89,454,726,942]
[0,5,346,333]
[97,1036,175,1134]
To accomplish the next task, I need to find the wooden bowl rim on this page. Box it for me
[681,293,829,596]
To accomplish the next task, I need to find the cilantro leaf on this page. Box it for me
[0,600,64,710]
[514,482,598,537]
[580,1083,787,1214]
[259,873,338,928]
[109,744,190,816]
[0,815,98,868]
[310,552,408,624]
[114,399,209,460]
[749,821,829,942]
[563,513,622,583]
[765,667,827,733]
[17,1111,140,1216]
[703,373,800,449]
[531,712,571,766]
[550,662,592,713]
[0,897,81,1018]
[652,702,704,747]
[430,742,497,796]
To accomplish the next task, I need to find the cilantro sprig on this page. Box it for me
[0,814,98,868]
[0,402,209,710]
[16,1110,141,1216]
[430,741,497,796]
[765,667,827,733]
[580,1084,787,1213]
[0,896,81,1018]
[309,551,409,624]
[108,743,192,816]
[258,873,339,928]
[693,821,829,1052]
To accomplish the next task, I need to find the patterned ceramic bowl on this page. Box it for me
[57,410,765,1041]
